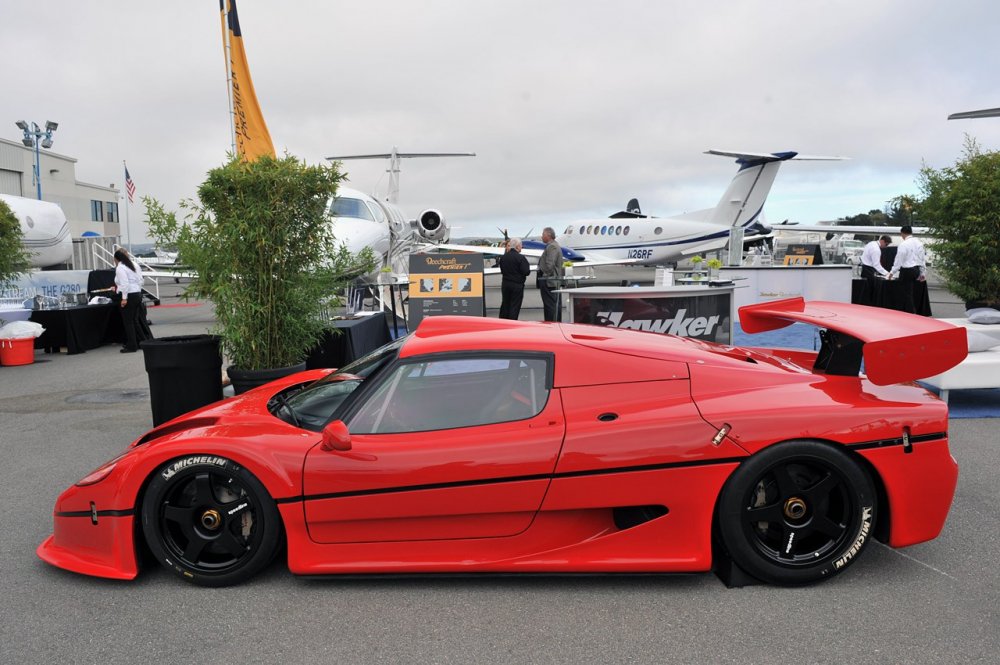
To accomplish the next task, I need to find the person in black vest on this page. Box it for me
[498,237,530,320]
[860,235,891,282]
[889,225,927,314]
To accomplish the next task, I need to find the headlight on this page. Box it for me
[75,450,130,486]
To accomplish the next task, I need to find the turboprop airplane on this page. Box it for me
[0,193,72,268]
[550,150,844,266]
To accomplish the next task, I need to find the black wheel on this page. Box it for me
[717,441,876,586]
[141,456,281,586]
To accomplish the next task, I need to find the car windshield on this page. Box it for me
[281,336,406,430]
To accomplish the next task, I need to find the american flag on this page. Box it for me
[124,165,136,203]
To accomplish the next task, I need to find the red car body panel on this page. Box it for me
[856,439,958,547]
[38,307,965,581]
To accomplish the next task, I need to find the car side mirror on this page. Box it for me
[321,420,352,451]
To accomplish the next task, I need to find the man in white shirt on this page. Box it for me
[860,235,891,282]
[889,225,927,314]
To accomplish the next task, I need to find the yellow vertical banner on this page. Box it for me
[219,0,275,160]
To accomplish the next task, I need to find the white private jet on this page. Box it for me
[328,186,451,274]
[0,193,72,268]
[549,150,845,266]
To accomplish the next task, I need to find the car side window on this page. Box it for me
[349,356,550,434]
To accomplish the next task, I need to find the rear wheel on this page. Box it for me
[141,456,281,587]
[718,441,876,585]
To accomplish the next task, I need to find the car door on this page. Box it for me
[302,353,564,543]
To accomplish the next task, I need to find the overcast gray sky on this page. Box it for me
[3,0,999,243]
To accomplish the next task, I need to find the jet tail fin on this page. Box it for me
[703,150,847,228]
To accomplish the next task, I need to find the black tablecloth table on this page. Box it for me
[851,278,931,316]
[30,304,118,354]
[306,313,392,370]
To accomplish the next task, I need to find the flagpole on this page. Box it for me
[123,160,132,254]
[221,1,237,154]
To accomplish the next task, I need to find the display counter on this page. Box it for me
[718,265,852,310]
[30,304,119,354]
[306,312,392,370]
[563,285,735,344]
[851,278,932,316]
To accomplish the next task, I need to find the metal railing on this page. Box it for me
[91,242,162,304]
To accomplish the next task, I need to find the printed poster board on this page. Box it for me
[570,289,733,345]
[783,244,823,266]
[408,252,485,329]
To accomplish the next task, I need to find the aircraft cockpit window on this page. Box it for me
[564,226,573,234]
[368,202,386,224]
[331,197,376,222]
[654,226,663,235]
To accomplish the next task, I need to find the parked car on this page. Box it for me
[38,298,967,587]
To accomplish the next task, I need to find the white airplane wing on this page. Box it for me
[775,224,931,235]
[705,150,849,162]
[416,242,644,269]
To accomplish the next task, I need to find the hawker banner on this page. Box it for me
[219,0,275,161]
[408,253,485,328]
[572,292,732,344]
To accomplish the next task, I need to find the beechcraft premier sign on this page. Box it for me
[408,252,486,329]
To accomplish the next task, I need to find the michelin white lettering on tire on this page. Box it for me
[834,506,873,570]
[161,455,229,480]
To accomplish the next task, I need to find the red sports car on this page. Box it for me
[38,298,967,587]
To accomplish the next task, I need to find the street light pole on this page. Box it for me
[15,120,58,200]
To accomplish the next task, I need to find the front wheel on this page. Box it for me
[717,441,876,586]
[141,456,282,586]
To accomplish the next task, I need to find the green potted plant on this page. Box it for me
[690,255,704,280]
[706,257,723,280]
[146,154,374,395]
[919,138,1000,308]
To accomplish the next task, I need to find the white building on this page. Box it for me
[0,136,122,239]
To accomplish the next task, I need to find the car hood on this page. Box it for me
[131,368,334,449]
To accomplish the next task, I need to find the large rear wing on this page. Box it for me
[739,298,967,385]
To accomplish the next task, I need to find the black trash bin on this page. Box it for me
[141,335,223,426]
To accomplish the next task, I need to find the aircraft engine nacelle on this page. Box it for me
[414,209,449,242]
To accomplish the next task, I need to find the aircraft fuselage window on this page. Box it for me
[654,226,663,235]
[616,226,623,235]
[579,226,585,235]
[624,226,630,235]
[331,197,376,222]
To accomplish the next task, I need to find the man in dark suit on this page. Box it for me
[498,237,530,320]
